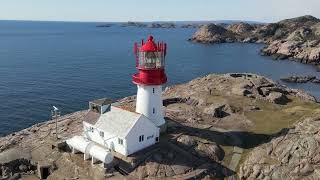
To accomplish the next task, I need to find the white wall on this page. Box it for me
[136,85,165,127]
[83,122,128,156]
[125,116,159,155]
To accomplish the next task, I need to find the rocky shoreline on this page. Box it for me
[189,15,320,68]
[281,75,320,84]
[1,73,320,179]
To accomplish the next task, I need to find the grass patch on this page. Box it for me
[245,96,320,134]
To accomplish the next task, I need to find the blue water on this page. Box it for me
[0,20,319,136]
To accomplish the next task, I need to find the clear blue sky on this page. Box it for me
[0,0,319,23]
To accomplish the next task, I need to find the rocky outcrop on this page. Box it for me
[195,142,224,161]
[189,24,238,43]
[203,103,233,118]
[177,135,196,148]
[190,15,320,67]
[227,22,255,35]
[281,75,320,84]
[239,116,320,179]
[266,92,290,105]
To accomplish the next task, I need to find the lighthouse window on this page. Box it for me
[153,88,155,94]
[139,135,144,142]
[153,108,155,114]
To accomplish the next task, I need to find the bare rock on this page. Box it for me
[286,27,313,41]
[171,164,190,175]
[227,22,255,34]
[231,84,252,96]
[176,135,196,148]
[145,161,159,177]
[189,24,237,43]
[309,47,320,62]
[203,103,232,118]
[266,92,289,104]
[281,75,316,83]
[195,143,224,161]
[135,166,147,179]
[239,117,320,179]
[255,23,279,38]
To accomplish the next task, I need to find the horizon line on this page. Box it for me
[0,18,270,24]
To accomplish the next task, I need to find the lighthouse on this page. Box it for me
[67,35,166,160]
[133,36,167,130]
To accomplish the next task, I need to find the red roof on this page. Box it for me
[140,36,158,52]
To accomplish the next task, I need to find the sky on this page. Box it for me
[0,0,319,23]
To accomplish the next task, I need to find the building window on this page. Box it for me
[99,131,104,138]
[118,138,123,145]
[147,135,154,140]
[153,88,155,94]
[156,137,159,142]
[153,108,155,114]
[139,135,144,142]
[89,126,94,132]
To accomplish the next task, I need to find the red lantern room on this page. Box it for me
[132,36,167,85]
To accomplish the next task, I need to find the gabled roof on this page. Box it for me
[94,106,144,138]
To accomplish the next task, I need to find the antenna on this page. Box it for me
[51,106,61,140]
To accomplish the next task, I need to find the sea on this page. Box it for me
[0,20,319,136]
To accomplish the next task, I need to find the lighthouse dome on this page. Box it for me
[140,36,158,52]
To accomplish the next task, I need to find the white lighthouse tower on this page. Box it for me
[132,36,167,130]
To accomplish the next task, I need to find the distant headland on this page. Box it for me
[189,15,320,69]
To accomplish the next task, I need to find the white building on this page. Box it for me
[79,98,159,157]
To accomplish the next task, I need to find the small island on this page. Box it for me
[189,15,320,69]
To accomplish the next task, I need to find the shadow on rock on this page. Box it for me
[167,117,291,149]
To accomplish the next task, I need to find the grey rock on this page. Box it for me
[195,143,224,161]
[203,103,232,118]
[266,92,289,104]
[176,135,196,148]
[239,117,320,179]
[281,75,316,83]
[189,24,237,43]
[171,164,190,175]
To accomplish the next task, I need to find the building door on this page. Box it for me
[110,142,115,151]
